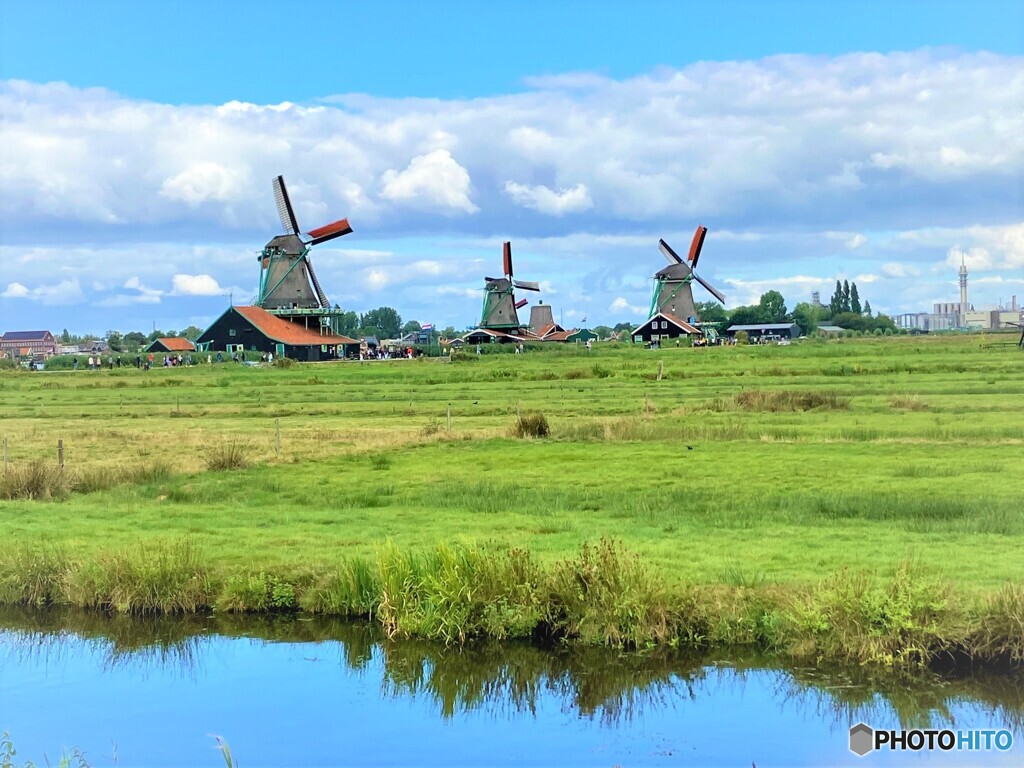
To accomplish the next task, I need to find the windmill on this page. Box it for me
[256,175,352,310]
[478,241,540,331]
[650,225,725,325]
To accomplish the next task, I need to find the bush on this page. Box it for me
[0,461,71,500]
[204,441,252,471]
[735,331,749,345]
[273,357,296,369]
[511,411,550,438]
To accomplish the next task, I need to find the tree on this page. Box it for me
[728,305,761,327]
[337,311,360,336]
[122,331,147,351]
[105,331,124,351]
[180,325,203,340]
[694,301,727,326]
[402,320,422,334]
[842,280,851,313]
[791,301,827,335]
[147,330,164,342]
[863,300,872,317]
[592,325,614,340]
[360,307,402,339]
[757,291,788,323]
[60,328,71,344]
[829,280,843,317]
[850,283,862,315]
[440,325,458,339]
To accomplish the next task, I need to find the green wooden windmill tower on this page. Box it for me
[649,225,725,323]
[478,241,540,331]
[254,176,354,335]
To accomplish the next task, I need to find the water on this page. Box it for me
[0,609,1021,767]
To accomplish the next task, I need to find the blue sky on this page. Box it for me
[2,0,1022,334]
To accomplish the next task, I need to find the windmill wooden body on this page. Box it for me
[253,176,354,337]
[631,226,727,344]
[478,242,540,333]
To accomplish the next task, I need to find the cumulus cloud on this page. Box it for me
[380,150,478,214]
[171,274,227,295]
[503,182,593,216]
[2,282,29,298]
[1,278,84,305]
[3,50,1022,240]
[609,297,647,316]
[160,163,248,205]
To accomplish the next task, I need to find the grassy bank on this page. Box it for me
[0,335,1022,665]
[0,538,1021,669]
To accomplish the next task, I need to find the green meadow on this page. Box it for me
[1,334,1022,663]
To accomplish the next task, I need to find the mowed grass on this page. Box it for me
[1,334,1022,597]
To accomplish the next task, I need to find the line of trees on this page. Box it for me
[719,280,895,336]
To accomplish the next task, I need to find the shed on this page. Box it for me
[146,337,196,354]
[726,322,801,341]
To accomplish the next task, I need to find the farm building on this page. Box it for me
[726,322,802,341]
[195,306,360,361]
[0,330,57,359]
[146,337,196,354]
[631,313,700,344]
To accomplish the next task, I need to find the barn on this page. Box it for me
[725,322,802,341]
[146,337,196,354]
[195,306,360,361]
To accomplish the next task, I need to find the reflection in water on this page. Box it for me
[1,606,1022,733]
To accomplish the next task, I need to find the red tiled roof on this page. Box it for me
[543,330,574,342]
[154,337,195,351]
[234,306,358,346]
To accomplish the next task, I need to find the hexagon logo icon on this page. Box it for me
[849,722,874,757]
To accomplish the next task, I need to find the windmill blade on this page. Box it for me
[502,241,513,277]
[514,298,528,309]
[688,225,708,268]
[658,239,683,265]
[513,280,540,291]
[693,272,726,304]
[306,218,353,246]
[305,255,329,307]
[272,176,300,235]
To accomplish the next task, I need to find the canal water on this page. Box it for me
[0,609,1021,767]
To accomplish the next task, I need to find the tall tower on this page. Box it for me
[811,290,821,307]
[959,252,969,327]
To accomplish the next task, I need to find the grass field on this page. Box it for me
[1,334,1022,662]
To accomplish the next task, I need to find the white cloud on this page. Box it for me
[609,297,647,316]
[503,182,593,216]
[380,150,478,214]
[2,278,85,305]
[160,162,248,205]
[881,262,921,278]
[2,282,29,298]
[171,274,226,296]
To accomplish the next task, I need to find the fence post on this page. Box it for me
[275,418,281,457]
[657,360,664,381]
[58,439,64,471]
[447,404,451,432]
